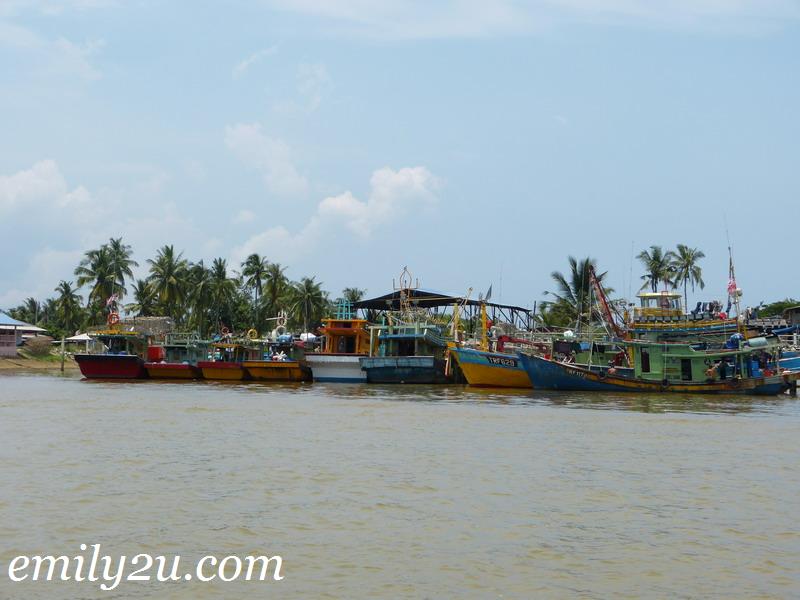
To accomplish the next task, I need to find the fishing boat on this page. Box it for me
[449,347,531,388]
[448,296,535,388]
[305,301,371,382]
[243,335,312,382]
[197,341,260,381]
[144,332,206,379]
[518,336,799,395]
[74,330,149,379]
[360,322,451,384]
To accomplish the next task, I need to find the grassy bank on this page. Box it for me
[0,351,79,372]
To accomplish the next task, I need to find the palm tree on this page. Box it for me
[186,261,213,334]
[208,258,237,332]
[241,253,269,326]
[147,245,189,319]
[125,279,156,317]
[290,276,327,333]
[106,237,138,298]
[544,256,607,328]
[9,298,41,325]
[54,280,83,334]
[262,262,289,317]
[637,245,676,292]
[341,287,366,304]
[75,245,115,307]
[671,244,705,312]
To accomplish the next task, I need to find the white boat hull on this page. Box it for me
[306,354,366,383]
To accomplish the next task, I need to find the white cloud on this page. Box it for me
[263,0,800,38]
[297,63,331,110]
[0,0,115,18]
[232,45,278,79]
[0,160,78,213]
[232,209,256,224]
[0,247,84,308]
[224,122,310,198]
[230,166,440,265]
[0,22,103,81]
[0,161,201,307]
[319,166,440,236]
[230,225,302,266]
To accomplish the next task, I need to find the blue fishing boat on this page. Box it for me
[519,336,799,395]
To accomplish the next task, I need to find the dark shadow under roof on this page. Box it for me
[352,288,531,313]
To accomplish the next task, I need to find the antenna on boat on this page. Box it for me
[724,215,745,335]
[393,266,419,321]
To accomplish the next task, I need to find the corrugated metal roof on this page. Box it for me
[0,311,30,326]
[0,311,47,331]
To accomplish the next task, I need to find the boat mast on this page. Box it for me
[480,285,492,352]
[725,226,745,336]
[589,266,625,339]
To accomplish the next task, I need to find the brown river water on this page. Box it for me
[1,372,799,599]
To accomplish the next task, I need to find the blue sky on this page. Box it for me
[1,0,798,311]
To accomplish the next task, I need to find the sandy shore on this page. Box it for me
[0,356,80,372]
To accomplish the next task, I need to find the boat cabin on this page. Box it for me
[628,338,780,384]
[319,317,370,354]
[634,292,683,321]
[91,330,148,358]
[150,332,206,363]
[367,323,448,359]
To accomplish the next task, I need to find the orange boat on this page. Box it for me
[197,342,260,381]
[243,359,311,382]
[243,337,312,382]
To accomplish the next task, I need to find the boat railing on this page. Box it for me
[778,333,799,349]
[165,332,202,346]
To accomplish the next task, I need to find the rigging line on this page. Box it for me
[628,240,634,302]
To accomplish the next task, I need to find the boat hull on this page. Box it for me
[305,354,366,383]
[75,354,146,379]
[144,362,201,379]
[196,361,248,381]
[518,353,798,395]
[360,356,449,384]
[450,348,532,388]
[243,360,312,382]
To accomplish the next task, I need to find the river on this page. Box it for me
[1,372,798,598]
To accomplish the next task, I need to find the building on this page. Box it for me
[783,306,800,327]
[0,311,48,358]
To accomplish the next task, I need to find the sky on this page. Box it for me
[1,0,798,312]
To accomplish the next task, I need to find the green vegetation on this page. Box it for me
[21,336,55,358]
[4,239,364,338]
[757,298,799,318]
[671,244,705,311]
[5,239,791,339]
[637,245,676,292]
[539,256,608,328]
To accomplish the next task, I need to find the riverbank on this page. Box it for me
[0,354,79,372]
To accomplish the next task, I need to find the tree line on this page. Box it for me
[5,238,366,339]
[6,240,795,338]
[540,244,711,328]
